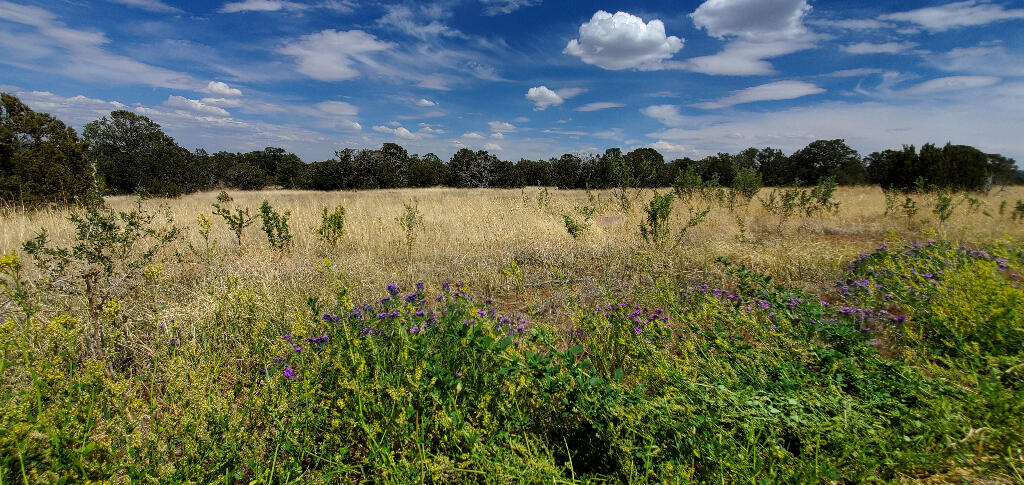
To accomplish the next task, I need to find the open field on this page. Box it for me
[2,186,1023,482]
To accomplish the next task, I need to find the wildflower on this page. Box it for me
[170,337,180,346]
[282,334,293,343]
[410,326,420,334]
[387,284,400,296]
[634,326,642,335]
[416,281,425,292]
[283,366,296,379]
[293,345,303,353]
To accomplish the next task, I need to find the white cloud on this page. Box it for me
[328,120,362,132]
[377,4,463,40]
[488,121,516,133]
[483,142,503,151]
[685,0,816,76]
[0,2,199,89]
[4,88,126,125]
[823,68,885,78]
[314,100,359,116]
[691,0,811,38]
[513,116,530,123]
[163,95,230,116]
[901,76,1000,95]
[200,97,244,107]
[525,85,585,110]
[648,140,696,158]
[694,80,824,109]
[373,125,418,140]
[461,132,485,139]
[841,41,918,55]
[880,1,1024,32]
[108,0,182,13]
[491,132,503,139]
[279,30,393,81]
[809,18,890,31]
[641,105,687,126]
[564,11,684,70]
[929,45,1024,77]
[418,123,444,134]
[576,102,626,112]
[647,83,1024,161]
[479,0,539,16]
[415,98,437,107]
[203,81,243,96]
[219,0,307,13]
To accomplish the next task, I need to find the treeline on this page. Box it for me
[2,92,1021,206]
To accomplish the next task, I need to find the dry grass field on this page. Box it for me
[4,185,1022,325]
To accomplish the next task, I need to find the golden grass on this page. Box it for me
[3,185,1023,325]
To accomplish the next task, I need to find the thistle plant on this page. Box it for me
[212,202,257,247]
[315,205,346,246]
[259,200,292,251]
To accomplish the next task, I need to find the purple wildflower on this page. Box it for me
[283,366,296,379]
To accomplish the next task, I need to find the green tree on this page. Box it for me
[83,110,196,196]
[1,92,92,206]
[624,147,664,187]
[789,139,863,185]
[447,149,497,188]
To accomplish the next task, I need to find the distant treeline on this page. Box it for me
[2,92,1021,206]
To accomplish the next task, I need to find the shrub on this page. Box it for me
[640,192,673,245]
[258,200,292,251]
[563,205,595,239]
[396,200,424,259]
[20,187,178,359]
[212,202,257,247]
[315,205,346,246]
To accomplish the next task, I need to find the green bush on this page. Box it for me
[315,205,346,246]
[258,200,292,251]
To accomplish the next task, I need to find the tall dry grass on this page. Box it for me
[3,185,1023,325]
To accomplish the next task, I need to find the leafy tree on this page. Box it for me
[696,153,736,187]
[1,92,92,206]
[756,148,791,186]
[447,149,497,188]
[789,139,863,185]
[551,153,583,189]
[624,147,664,187]
[406,153,445,187]
[84,110,197,196]
[516,158,552,186]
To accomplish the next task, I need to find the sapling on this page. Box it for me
[259,200,292,251]
[212,202,257,247]
[315,205,346,246]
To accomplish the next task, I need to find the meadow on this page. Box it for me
[1,185,1023,483]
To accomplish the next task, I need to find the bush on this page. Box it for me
[258,200,292,251]
[315,205,346,246]
[640,192,673,245]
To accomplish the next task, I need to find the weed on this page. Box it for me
[259,200,292,251]
[396,200,424,260]
[640,192,673,245]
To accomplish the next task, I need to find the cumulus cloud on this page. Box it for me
[576,102,625,112]
[564,11,684,70]
[841,41,918,55]
[694,80,824,109]
[880,1,1024,32]
[641,105,687,126]
[685,0,816,76]
[5,88,126,125]
[691,0,811,38]
[648,140,695,157]
[279,30,393,81]
[108,0,182,13]
[164,95,231,116]
[373,125,418,139]
[203,81,242,96]
[415,98,437,107]
[483,142,503,151]
[525,86,585,110]
[901,76,1001,95]
[461,132,485,139]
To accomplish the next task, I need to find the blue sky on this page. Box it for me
[2,0,1023,162]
